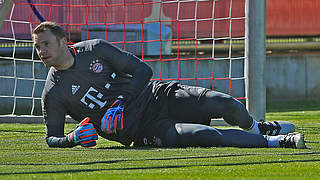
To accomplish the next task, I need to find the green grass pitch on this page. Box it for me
[0,100,319,179]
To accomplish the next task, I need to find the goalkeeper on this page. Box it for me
[32,21,306,149]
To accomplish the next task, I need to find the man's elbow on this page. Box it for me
[143,63,153,79]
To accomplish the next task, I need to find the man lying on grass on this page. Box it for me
[32,21,306,149]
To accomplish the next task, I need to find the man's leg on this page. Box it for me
[168,85,255,128]
[168,84,295,135]
[165,123,268,148]
[164,123,305,149]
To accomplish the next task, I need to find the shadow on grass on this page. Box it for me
[0,129,43,134]
[1,151,320,175]
[1,155,320,175]
[214,158,320,166]
[0,165,188,175]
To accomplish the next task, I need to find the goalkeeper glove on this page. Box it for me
[101,100,124,135]
[67,117,98,148]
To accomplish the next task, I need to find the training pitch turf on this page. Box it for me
[0,100,319,179]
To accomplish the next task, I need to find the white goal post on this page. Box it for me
[0,0,266,123]
[245,0,266,122]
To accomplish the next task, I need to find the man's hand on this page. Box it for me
[101,100,124,134]
[68,117,98,147]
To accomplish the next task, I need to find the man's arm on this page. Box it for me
[93,39,153,103]
[46,136,77,148]
[43,89,77,148]
[120,57,153,103]
[43,90,98,148]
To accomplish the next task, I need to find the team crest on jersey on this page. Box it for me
[90,60,103,73]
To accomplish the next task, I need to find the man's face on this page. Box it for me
[33,30,65,67]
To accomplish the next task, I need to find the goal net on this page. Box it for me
[0,0,247,122]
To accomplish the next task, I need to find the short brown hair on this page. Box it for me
[32,21,66,40]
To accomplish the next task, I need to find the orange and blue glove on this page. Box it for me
[101,100,124,135]
[67,117,98,147]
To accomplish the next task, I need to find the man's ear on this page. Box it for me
[62,37,68,45]
[58,37,67,46]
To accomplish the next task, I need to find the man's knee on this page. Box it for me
[219,95,245,112]
[163,124,179,147]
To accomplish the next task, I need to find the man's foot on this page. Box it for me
[279,133,306,149]
[259,121,295,135]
